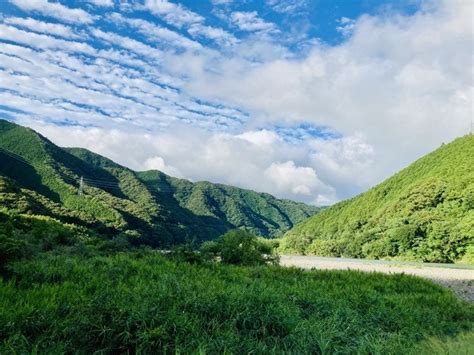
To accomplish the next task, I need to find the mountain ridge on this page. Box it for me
[280,134,474,263]
[0,119,319,246]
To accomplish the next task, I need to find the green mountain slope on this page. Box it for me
[0,119,318,246]
[280,135,474,263]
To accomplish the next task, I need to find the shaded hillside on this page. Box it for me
[280,135,474,263]
[0,119,318,246]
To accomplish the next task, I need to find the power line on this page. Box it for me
[81,177,176,192]
[63,174,177,193]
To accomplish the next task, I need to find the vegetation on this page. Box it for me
[1,250,472,354]
[281,135,474,263]
[0,210,470,353]
[0,119,319,248]
[200,229,280,266]
[1,120,473,353]
[413,331,474,354]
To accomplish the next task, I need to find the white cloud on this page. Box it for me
[3,17,82,39]
[237,130,280,146]
[185,0,473,189]
[87,0,114,7]
[0,34,243,132]
[1,0,472,207]
[91,28,164,61]
[212,0,233,5]
[336,17,356,37]
[139,2,236,46]
[144,0,203,28]
[0,24,95,54]
[187,23,237,47]
[143,156,183,177]
[264,161,327,197]
[9,0,95,24]
[308,134,375,197]
[230,11,279,33]
[106,13,202,51]
[266,0,308,14]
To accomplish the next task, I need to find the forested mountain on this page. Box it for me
[0,119,319,247]
[280,135,474,263]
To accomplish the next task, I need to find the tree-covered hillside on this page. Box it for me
[280,135,474,263]
[0,119,318,247]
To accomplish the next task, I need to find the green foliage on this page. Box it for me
[0,119,319,248]
[412,331,474,355]
[281,135,474,263]
[0,209,95,269]
[0,233,24,273]
[201,230,279,266]
[0,252,472,354]
[169,244,205,264]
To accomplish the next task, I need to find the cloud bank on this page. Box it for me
[0,0,472,205]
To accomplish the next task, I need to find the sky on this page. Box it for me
[0,0,472,205]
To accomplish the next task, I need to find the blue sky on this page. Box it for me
[0,0,471,205]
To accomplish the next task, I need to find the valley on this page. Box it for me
[1,0,473,352]
[1,120,472,354]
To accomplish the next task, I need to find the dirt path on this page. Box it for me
[280,255,474,302]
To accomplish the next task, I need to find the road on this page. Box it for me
[280,255,474,302]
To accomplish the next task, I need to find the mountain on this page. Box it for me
[280,135,474,263]
[0,119,319,247]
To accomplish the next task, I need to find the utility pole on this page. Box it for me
[78,176,84,196]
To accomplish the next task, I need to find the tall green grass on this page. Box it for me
[1,252,472,354]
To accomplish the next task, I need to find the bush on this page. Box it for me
[0,233,25,273]
[169,244,204,264]
[201,230,279,266]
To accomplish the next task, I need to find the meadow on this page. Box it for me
[1,250,472,354]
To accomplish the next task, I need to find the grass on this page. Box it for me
[412,331,474,354]
[1,252,472,354]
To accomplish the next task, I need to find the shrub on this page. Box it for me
[0,233,25,273]
[200,230,279,266]
[169,244,204,264]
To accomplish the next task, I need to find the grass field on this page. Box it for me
[1,251,472,354]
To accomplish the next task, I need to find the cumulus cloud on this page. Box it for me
[185,0,473,186]
[236,130,281,146]
[336,17,356,37]
[264,161,335,204]
[143,156,183,177]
